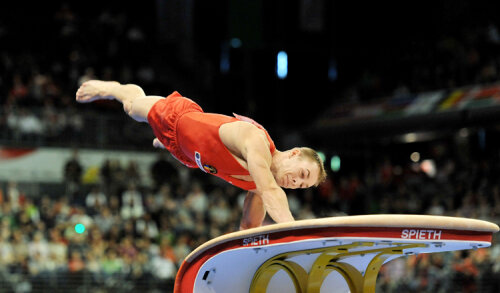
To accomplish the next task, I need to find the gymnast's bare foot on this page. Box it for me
[76,80,120,103]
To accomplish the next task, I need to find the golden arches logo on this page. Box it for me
[249,242,426,293]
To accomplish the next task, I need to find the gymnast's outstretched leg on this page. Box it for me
[76,80,166,148]
[75,80,163,123]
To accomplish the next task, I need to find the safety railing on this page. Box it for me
[0,268,175,293]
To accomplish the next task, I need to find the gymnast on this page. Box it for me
[76,81,326,229]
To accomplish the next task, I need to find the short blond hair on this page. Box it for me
[300,147,327,187]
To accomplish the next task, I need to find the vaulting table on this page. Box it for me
[174,215,499,293]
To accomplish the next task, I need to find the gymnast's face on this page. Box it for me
[276,149,319,189]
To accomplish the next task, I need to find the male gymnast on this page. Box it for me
[76,81,326,229]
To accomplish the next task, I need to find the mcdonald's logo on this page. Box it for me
[249,242,426,293]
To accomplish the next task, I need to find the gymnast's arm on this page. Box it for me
[240,191,266,230]
[243,131,294,224]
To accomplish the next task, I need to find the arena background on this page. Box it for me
[1,1,500,292]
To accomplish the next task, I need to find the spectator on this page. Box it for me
[39,196,56,228]
[11,230,29,262]
[86,250,102,281]
[93,206,116,234]
[130,251,152,289]
[23,198,40,223]
[100,248,123,277]
[0,229,14,265]
[118,236,138,260]
[28,231,49,261]
[42,252,61,276]
[125,160,141,185]
[143,193,160,216]
[17,108,43,140]
[151,183,173,212]
[150,153,179,191]
[208,198,231,226]
[136,213,159,240]
[110,159,127,192]
[100,159,114,195]
[69,206,94,230]
[64,149,82,197]
[89,229,106,257]
[185,182,208,215]
[85,185,108,213]
[121,183,144,220]
[28,252,45,277]
[136,237,160,259]
[64,105,84,142]
[68,250,86,289]
[122,184,143,209]
[47,228,68,266]
[104,224,122,245]
[7,74,29,106]
[158,237,177,265]
[173,233,191,267]
[108,195,121,215]
[150,252,176,281]
[6,181,21,212]
[121,219,137,240]
[53,196,71,224]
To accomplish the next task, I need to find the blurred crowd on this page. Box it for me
[0,137,499,292]
[346,21,500,104]
[0,2,161,149]
[0,152,248,292]
[2,3,500,147]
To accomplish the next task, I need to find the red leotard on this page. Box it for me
[147,91,276,191]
